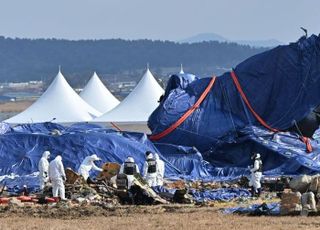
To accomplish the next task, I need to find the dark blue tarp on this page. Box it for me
[223,202,280,215]
[152,186,250,202]
[149,35,320,152]
[190,188,250,202]
[0,123,184,192]
[148,35,320,177]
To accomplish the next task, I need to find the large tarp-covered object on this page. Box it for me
[2,122,320,192]
[149,35,320,157]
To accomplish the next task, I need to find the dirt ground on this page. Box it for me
[1,204,320,230]
[0,100,33,112]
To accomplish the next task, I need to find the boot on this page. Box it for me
[250,187,256,197]
[257,188,262,197]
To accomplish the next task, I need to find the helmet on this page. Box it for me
[256,153,261,159]
[145,151,152,157]
[147,153,154,160]
[125,157,135,163]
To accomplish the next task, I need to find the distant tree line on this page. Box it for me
[0,36,267,87]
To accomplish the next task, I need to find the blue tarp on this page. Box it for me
[148,35,320,176]
[223,202,280,215]
[152,186,250,202]
[190,188,250,202]
[0,123,184,191]
[2,36,320,193]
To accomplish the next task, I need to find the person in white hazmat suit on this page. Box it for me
[38,151,50,190]
[248,153,263,197]
[118,157,140,189]
[49,155,66,200]
[154,153,165,186]
[78,154,103,183]
[143,153,158,187]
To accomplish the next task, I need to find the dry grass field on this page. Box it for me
[0,101,33,112]
[1,208,320,230]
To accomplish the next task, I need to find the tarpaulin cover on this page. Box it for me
[223,202,280,215]
[2,122,320,192]
[149,35,320,153]
[190,188,250,202]
[148,35,320,177]
[0,123,183,192]
[152,186,250,202]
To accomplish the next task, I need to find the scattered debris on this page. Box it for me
[280,189,302,215]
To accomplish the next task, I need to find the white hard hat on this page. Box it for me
[126,157,134,163]
[147,153,154,160]
[91,154,101,161]
[256,153,261,159]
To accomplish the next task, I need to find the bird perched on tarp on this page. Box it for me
[300,27,308,37]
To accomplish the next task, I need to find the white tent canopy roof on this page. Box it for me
[93,68,164,122]
[5,71,101,124]
[80,72,120,113]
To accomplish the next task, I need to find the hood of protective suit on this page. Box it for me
[55,155,62,162]
[90,154,101,161]
[42,151,50,159]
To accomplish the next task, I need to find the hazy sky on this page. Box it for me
[0,0,319,42]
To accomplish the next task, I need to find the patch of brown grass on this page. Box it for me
[0,100,34,112]
[1,207,320,230]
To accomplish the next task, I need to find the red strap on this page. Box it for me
[230,71,278,132]
[110,122,122,132]
[149,76,217,141]
[301,136,313,153]
[230,71,312,152]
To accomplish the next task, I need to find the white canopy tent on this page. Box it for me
[80,72,120,113]
[93,68,164,123]
[5,71,101,124]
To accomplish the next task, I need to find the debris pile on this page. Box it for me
[280,190,301,215]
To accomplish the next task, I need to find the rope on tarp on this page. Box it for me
[149,76,217,141]
[230,70,312,153]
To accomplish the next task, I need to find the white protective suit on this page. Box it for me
[38,151,50,190]
[154,153,165,186]
[143,154,158,187]
[78,154,103,181]
[119,157,140,189]
[49,155,66,200]
[249,158,262,192]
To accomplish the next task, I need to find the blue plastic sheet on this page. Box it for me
[152,186,250,202]
[148,35,320,179]
[0,123,184,191]
[149,35,320,152]
[223,202,280,215]
[190,188,250,202]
